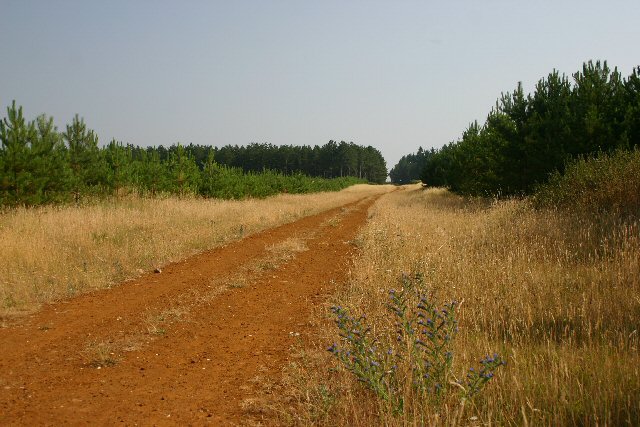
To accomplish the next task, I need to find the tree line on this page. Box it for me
[0,101,386,206]
[179,140,387,183]
[388,147,433,184]
[391,61,640,196]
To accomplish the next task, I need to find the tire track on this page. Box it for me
[0,195,380,425]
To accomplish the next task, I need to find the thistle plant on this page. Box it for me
[328,272,506,415]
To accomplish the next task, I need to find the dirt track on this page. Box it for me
[0,195,379,425]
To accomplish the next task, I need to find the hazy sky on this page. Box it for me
[1,1,639,169]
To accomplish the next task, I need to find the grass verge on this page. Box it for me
[280,185,639,425]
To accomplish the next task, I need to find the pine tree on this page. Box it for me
[622,66,640,148]
[137,149,167,196]
[104,139,134,195]
[526,70,573,183]
[31,114,71,203]
[167,143,201,195]
[200,151,222,197]
[571,60,625,154]
[63,115,108,202]
[0,101,35,205]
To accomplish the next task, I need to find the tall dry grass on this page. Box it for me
[0,184,392,316]
[283,185,639,426]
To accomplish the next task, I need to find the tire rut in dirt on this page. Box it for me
[0,196,378,425]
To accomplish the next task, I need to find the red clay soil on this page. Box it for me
[0,195,379,426]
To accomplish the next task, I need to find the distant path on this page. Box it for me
[0,194,380,425]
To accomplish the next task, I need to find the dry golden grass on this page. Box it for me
[284,185,640,426]
[0,184,392,317]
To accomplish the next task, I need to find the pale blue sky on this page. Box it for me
[1,0,639,169]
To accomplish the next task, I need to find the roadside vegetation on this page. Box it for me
[286,60,640,425]
[281,173,638,425]
[390,61,640,197]
[0,101,386,207]
[0,184,390,317]
[534,148,640,218]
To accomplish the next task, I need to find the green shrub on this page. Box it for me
[534,149,640,218]
[200,162,365,199]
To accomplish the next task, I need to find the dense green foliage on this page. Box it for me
[408,61,640,196]
[534,148,640,218]
[0,101,382,205]
[199,162,365,200]
[179,140,387,184]
[388,147,433,184]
